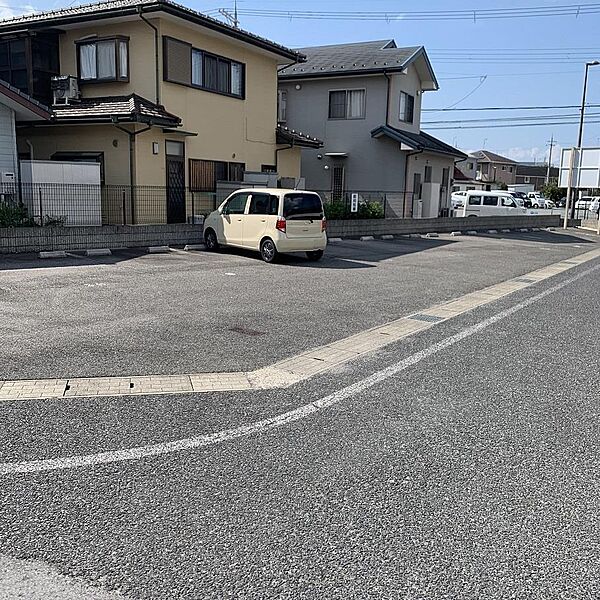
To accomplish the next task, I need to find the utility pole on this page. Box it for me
[546,134,555,184]
[219,0,239,28]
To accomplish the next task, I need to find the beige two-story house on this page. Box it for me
[0,0,320,223]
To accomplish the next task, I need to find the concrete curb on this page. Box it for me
[381,234,394,240]
[360,236,375,241]
[148,246,171,254]
[487,230,498,234]
[183,244,204,251]
[39,251,67,259]
[85,248,111,257]
[328,237,343,243]
[425,232,439,238]
[450,231,462,236]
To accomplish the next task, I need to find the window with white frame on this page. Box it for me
[399,91,414,123]
[328,89,366,119]
[78,37,128,82]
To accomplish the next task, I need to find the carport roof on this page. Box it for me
[371,125,467,159]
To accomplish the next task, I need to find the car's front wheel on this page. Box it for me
[533,203,539,209]
[306,250,324,261]
[260,238,278,263]
[204,229,219,251]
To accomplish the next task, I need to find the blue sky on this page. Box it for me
[3,0,600,164]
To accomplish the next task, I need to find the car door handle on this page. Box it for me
[260,219,266,222]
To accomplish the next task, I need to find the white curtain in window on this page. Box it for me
[119,41,128,78]
[231,62,242,96]
[79,44,97,80]
[347,89,365,118]
[97,41,115,79]
[192,50,203,86]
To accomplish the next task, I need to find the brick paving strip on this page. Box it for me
[2,248,600,402]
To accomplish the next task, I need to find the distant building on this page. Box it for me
[451,166,485,193]
[515,164,559,190]
[466,150,517,187]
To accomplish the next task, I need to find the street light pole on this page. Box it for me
[569,60,600,220]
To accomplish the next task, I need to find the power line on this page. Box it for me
[423,112,600,125]
[426,119,600,130]
[233,3,600,21]
[423,104,600,112]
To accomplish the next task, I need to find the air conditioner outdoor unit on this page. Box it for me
[51,75,80,105]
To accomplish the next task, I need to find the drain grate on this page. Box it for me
[229,326,266,336]
[409,313,444,323]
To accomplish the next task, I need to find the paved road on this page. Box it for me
[1,236,599,599]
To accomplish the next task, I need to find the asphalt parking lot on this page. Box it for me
[2,228,600,599]
[0,229,597,381]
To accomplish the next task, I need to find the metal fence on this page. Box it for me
[0,184,416,228]
[0,183,219,228]
[314,190,413,220]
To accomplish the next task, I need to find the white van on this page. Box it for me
[460,191,528,217]
[203,188,327,262]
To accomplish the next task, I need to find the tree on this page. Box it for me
[541,183,564,203]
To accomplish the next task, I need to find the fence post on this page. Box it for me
[191,191,195,223]
[38,187,43,226]
[122,190,127,225]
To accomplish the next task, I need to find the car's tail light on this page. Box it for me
[321,218,327,232]
[276,218,286,233]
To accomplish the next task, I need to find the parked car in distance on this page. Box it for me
[575,196,599,210]
[526,192,549,209]
[509,190,528,206]
[451,190,468,208]
[460,191,527,217]
[203,188,327,263]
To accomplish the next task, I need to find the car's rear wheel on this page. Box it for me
[533,203,539,209]
[260,238,278,263]
[204,229,219,251]
[306,250,324,261]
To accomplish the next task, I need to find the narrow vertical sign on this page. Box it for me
[351,193,359,213]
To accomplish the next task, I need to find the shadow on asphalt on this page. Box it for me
[0,230,594,271]
[213,238,456,269]
[479,231,595,245]
[0,248,152,271]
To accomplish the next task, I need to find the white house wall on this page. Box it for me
[0,103,18,178]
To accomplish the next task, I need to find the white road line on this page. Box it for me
[2,262,597,476]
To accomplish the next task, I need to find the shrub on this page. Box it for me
[0,202,32,227]
[324,200,347,220]
[358,201,384,219]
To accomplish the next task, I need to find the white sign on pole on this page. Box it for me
[350,192,359,213]
[559,146,600,188]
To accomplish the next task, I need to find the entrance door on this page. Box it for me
[166,140,185,224]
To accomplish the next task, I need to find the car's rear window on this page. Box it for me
[283,193,323,219]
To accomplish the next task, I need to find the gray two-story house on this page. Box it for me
[278,40,466,218]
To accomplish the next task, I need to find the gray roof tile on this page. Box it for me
[279,40,421,78]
